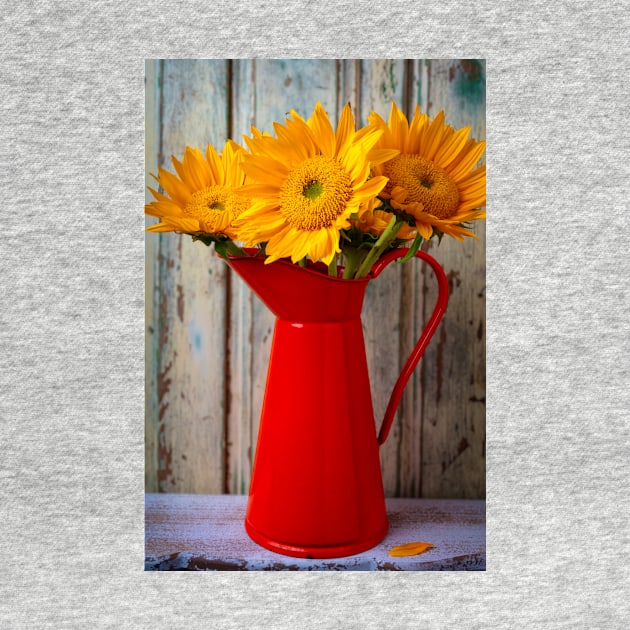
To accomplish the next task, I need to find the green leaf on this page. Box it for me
[213,239,230,259]
[190,233,217,247]
[397,233,423,264]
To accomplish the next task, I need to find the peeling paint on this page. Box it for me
[176,284,184,322]
[446,269,461,295]
[377,562,404,571]
[460,59,483,82]
[452,59,485,104]
[457,437,469,455]
[157,361,172,405]
[157,443,173,488]
[442,437,470,473]
[157,357,174,489]
[435,323,447,404]
[189,557,248,571]
[144,551,487,571]
[158,402,169,422]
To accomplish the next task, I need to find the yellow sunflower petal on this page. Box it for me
[445,140,486,180]
[245,135,297,170]
[422,110,448,161]
[390,185,408,203]
[366,147,400,166]
[205,144,225,185]
[147,187,173,204]
[144,199,185,219]
[407,105,429,151]
[417,222,433,240]
[238,183,280,198]
[274,117,317,161]
[458,178,486,199]
[264,225,298,263]
[353,175,388,200]
[146,216,201,233]
[453,208,486,223]
[286,228,313,263]
[433,126,472,169]
[222,141,247,187]
[457,195,486,213]
[335,103,356,157]
[155,167,192,206]
[388,102,409,150]
[440,224,479,241]
[457,164,486,187]
[308,102,336,156]
[241,156,289,187]
[388,542,434,557]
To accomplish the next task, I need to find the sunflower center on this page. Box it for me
[279,156,354,230]
[303,180,324,200]
[185,186,250,232]
[384,155,460,219]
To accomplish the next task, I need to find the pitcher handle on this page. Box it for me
[369,249,449,445]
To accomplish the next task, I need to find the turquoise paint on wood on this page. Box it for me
[452,59,486,104]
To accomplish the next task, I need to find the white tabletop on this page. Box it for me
[145,494,485,571]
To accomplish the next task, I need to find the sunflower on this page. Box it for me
[353,197,417,240]
[368,103,486,241]
[145,140,251,240]
[233,102,396,265]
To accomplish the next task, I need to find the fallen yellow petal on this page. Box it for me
[388,542,435,557]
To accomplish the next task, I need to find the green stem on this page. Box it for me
[328,253,338,277]
[224,241,248,257]
[354,216,404,279]
[214,238,248,259]
[342,247,364,279]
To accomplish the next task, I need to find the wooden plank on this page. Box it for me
[225,60,341,495]
[419,60,486,498]
[253,58,339,122]
[226,59,256,495]
[336,59,359,120]
[358,59,408,496]
[145,493,485,570]
[397,59,431,497]
[144,59,161,493]
[155,60,230,493]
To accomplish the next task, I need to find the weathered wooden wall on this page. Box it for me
[145,59,486,498]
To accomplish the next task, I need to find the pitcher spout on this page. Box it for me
[226,254,369,322]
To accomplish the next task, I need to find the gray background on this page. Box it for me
[1,1,628,628]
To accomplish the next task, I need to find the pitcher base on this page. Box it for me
[245,518,389,559]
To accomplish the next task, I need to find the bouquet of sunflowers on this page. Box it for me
[145,102,486,279]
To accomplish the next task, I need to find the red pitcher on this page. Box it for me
[226,249,449,558]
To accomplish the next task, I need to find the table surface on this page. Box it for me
[145,494,485,571]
